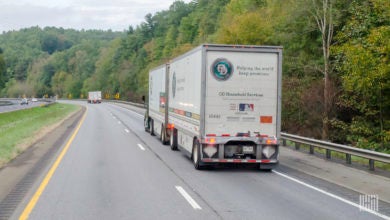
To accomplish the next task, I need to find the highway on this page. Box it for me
[0,99,48,113]
[12,102,389,220]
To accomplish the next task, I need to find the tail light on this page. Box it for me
[204,138,216,144]
[167,123,174,129]
[265,138,277,145]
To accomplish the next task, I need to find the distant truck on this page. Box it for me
[145,44,282,170]
[88,91,102,104]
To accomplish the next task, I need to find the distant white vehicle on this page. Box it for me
[31,98,38,102]
[88,91,102,104]
[20,98,29,105]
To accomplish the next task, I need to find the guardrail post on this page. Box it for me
[280,132,390,168]
[369,159,375,171]
[295,142,300,150]
[326,149,331,159]
[346,154,352,164]
[282,139,286,146]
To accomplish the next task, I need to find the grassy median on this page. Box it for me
[0,103,80,167]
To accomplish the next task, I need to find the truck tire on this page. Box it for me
[150,120,155,136]
[259,165,272,172]
[259,167,272,172]
[144,118,150,132]
[192,139,205,170]
[160,125,168,145]
[170,129,178,151]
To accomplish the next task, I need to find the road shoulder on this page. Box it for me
[0,106,85,220]
[279,146,390,204]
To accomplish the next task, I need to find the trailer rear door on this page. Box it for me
[204,50,279,137]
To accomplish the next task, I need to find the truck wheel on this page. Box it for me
[259,168,272,172]
[170,129,178,151]
[192,140,205,170]
[160,126,168,145]
[150,120,155,136]
[144,118,149,132]
[259,164,273,172]
[160,126,164,142]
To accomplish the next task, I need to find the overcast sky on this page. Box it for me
[0,0,191,33]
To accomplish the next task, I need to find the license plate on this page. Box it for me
[242,146,254,153]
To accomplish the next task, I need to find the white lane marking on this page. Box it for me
[133,112,144,118]
[137,144,145,151]
[175,186,202,210]
[125,129,129,133]
[127,111,143,119]
[110,103,144,119]
[273,170,390,220]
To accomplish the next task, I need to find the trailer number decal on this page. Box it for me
[208,114,221,119]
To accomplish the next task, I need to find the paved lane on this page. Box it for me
[24,103,218,220]
[18,102,388,220]
[107,103,387,220]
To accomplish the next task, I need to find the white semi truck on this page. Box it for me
[88,91,102,104]
[145,44,282,170]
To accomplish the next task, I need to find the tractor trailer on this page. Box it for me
[145,44,282,170]
[88,91,102,104]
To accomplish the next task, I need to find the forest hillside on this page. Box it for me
[0,0,388,152]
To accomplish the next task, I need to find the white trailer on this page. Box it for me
[88,91,102,104]
[145,64,170,144]
[146,44,282,170]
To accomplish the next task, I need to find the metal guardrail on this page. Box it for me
[0,100,13,106]
[101,99,390,171]
[105,99,145,109]
[0,98,56,108]
[281,132,390,171]
[0,98,55,102]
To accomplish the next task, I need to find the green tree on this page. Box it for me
[41,34,61,54]
[332,0,390,151]
[308,0,336,140]
[162,26,178,58]
[51,71,72,98]
[0,48,6,90]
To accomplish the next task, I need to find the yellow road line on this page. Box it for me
[19,109,88,220]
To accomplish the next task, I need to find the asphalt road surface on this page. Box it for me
[12,101,390,220]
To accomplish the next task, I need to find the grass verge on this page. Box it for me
[0,103,80,167]
[285,140,390,171]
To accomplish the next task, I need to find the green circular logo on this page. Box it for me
[211,58,233,81]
